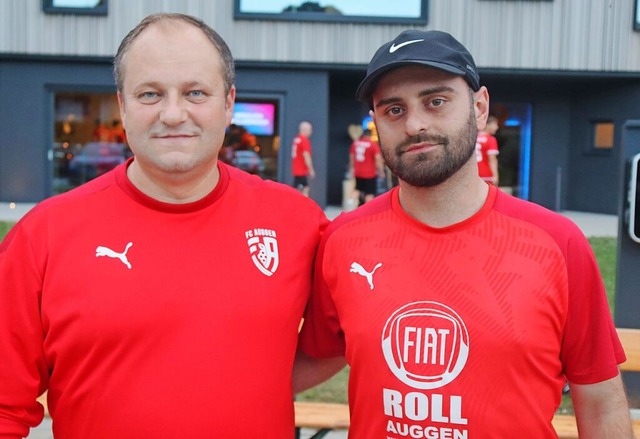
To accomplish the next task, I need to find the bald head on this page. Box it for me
[113,13,235,95]
[299,121,313,137]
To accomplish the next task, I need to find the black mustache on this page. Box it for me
[397,134,448,151]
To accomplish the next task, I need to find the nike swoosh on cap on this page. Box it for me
[389,39,424,53]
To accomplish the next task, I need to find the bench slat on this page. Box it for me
[294,401,350,430]
[618,328,640,372]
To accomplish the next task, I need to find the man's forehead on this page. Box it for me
[372,66,466,101]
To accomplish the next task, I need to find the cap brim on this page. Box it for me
[356,60,468,103]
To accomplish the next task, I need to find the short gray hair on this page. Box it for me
[113,13,235,94]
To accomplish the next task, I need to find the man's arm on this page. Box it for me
[303,151,316,179]
[488,154,499,185]
[570,374,634,439]
[348,152,355,179]
[292,350,347,394]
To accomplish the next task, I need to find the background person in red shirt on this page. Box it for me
[475,115,500,185]
[348,129,385,205]
[291,120,316,196]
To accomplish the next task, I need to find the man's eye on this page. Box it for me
[431,98,445,107]
[388,106,403,115]
[141,92,158,99]
[189,90,205,98]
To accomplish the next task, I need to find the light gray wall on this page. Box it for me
[2,0,640,72]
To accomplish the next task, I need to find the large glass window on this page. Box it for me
[52,92,127,195]
[223,99,281,181]
[51,93,283,195]
[43,0,108,15]
[235,0,427,24]
[489,102,532,200]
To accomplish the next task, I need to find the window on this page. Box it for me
[224,99,281,180]
[234,0,427,24]
[51,92,126,195]
[592,121,615,152]
[585,120,615,155]
[43,0,108,16]
[635,0,640,31]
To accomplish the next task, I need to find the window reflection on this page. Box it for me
[52,92,129,194]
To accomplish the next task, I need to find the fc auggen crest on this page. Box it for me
[246,229,279,276]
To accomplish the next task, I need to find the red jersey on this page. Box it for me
[292,134,312,176]
[350,136,381,179]
[0,160,327,439]
[299,185,624,438]
[475,131,499,180]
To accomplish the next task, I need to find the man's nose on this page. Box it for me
[159,94,188,125]
[405,108,430,136]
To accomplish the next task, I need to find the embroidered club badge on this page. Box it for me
[246,229,279,276]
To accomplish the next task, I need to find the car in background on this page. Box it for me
[68,142,127,180]
[232,150,265,175]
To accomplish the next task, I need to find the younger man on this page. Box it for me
[296,30,633,438]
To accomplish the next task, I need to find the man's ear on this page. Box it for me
[225,85,236,126]
[117,91,126,128]
[474,86,490,131]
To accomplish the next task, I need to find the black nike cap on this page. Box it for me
[356,30,480,105]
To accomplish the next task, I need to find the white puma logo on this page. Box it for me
[96,242,133,269]
[350,261,382,290]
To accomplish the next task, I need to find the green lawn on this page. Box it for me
[0,221,617,411]
[0,221,14,240]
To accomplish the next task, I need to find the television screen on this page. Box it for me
[232,102,276,136]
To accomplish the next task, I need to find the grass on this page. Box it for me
[0,221,616,412]
[0,221,14,240]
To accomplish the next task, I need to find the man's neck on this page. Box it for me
[397,162,490,228]
[126,160,220,204]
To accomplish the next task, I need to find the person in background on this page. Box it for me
[476,114,499,185]
[0,13,326,439]
[291,120,316,196]
[349,129,385,205]
[92,118,111,142]
[109,118,127,144]
[294,29,633,438]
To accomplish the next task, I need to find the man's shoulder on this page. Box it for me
[493,190,584,244]
[325,192,393,237]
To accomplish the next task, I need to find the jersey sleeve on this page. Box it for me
[487,135,499,155]
[0,221,48,438]
[493,192,624,385]
[304,137,312,154]
[560,230,625,384]
[298,228,346,358]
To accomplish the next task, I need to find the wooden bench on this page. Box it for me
[552,327,640,438]
[294,401,349,438]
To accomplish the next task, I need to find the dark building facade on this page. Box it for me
[1,0,640,214]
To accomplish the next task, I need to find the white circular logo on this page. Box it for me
[381,301,469,389]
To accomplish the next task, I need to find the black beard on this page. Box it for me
[380,109,478,187]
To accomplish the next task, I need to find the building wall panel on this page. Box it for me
[1,0,639,72]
